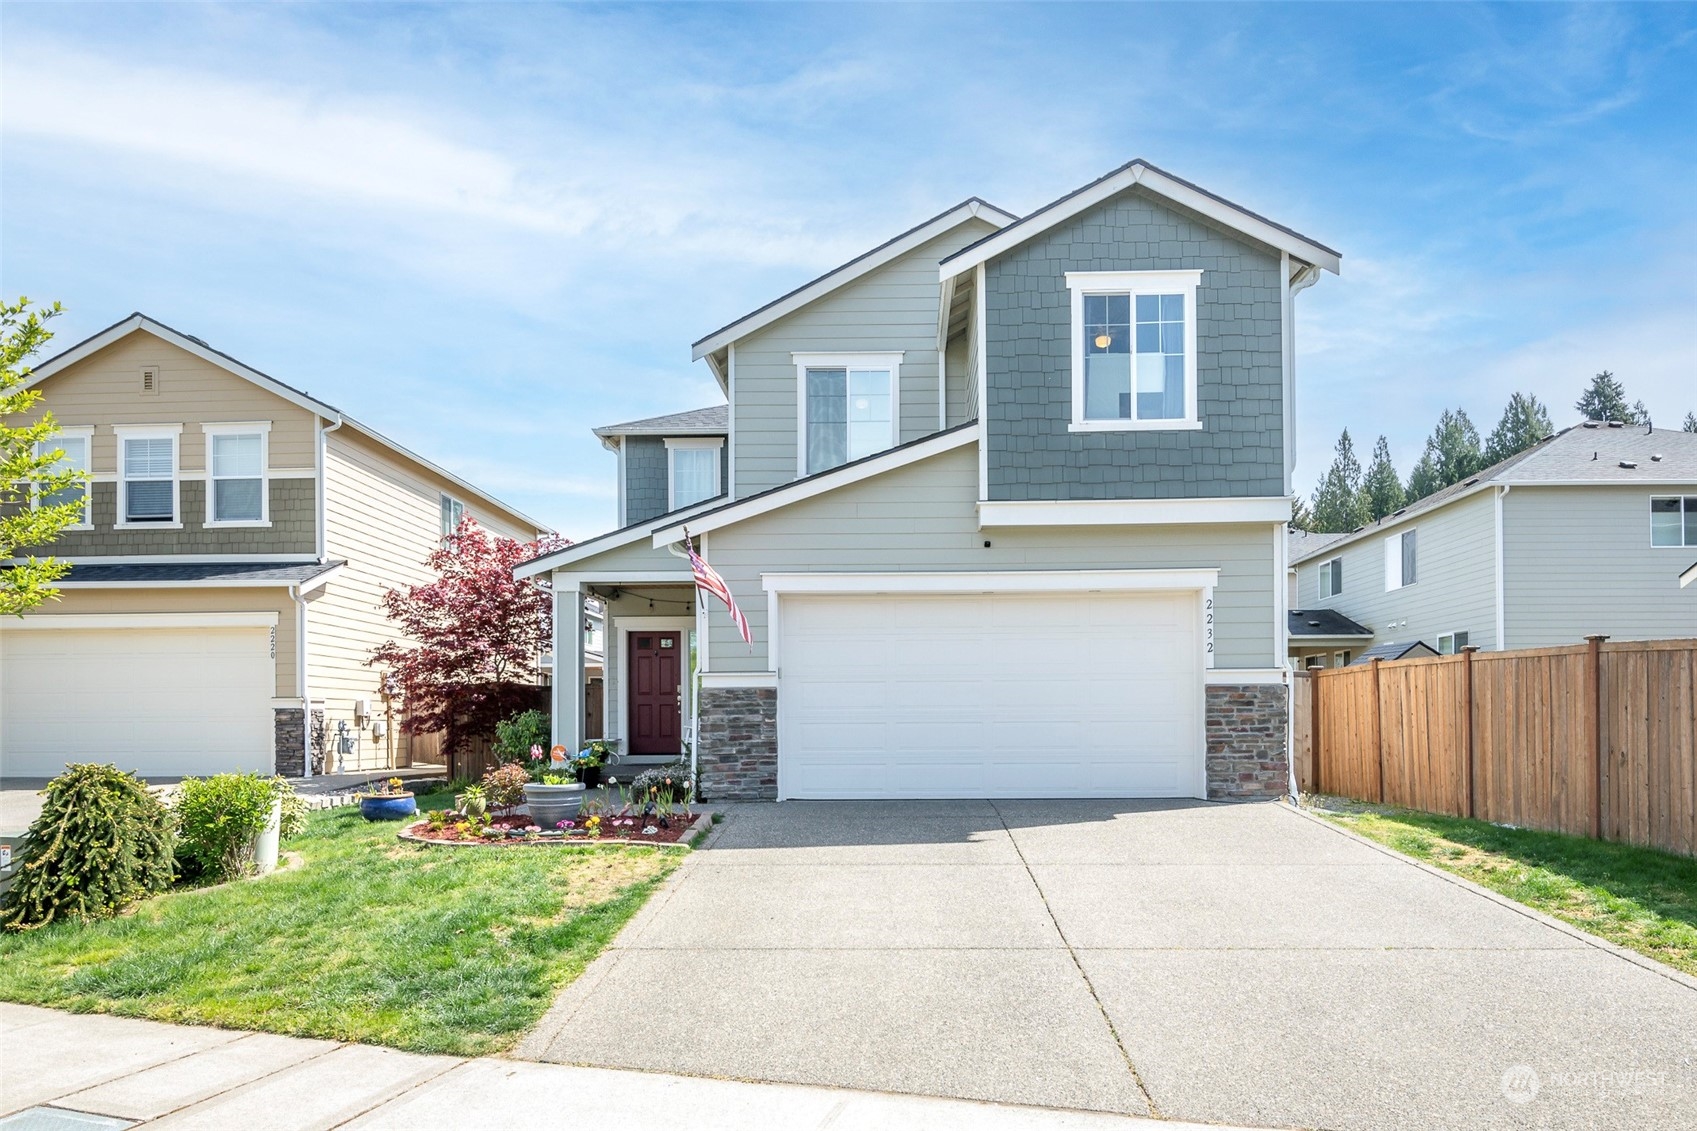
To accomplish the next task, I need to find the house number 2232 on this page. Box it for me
[1203,594,1215,669]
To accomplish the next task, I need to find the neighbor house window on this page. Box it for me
[1318,556,1343,598]
[33,428,92,528]
[440,494,465,538]
[204,424,268,524]
[1334,650,1352,667]
[665,437,723,510]
[1651,497,1697,547]
[1066,270,1201,430]
[117,427,180,525]
[1437,631,1469,655]
[1385,529,1417,590]
[793,352,901,475]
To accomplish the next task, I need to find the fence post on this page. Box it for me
[1586,634,1609,841]
[1370,657,1385,804]
[1461,646,1479,818]
[1311,669,1323,795]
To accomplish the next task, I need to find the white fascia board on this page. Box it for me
[761,568,1220,594]
[1496,477,1697,488]
[1680,560,1697,588]
[513,498,724,579]
[978,496,1291,528]
[700,671,778,689]
[940,163,1341,281]
[550,570,693,585]
[4,553,321,566]
[692,201,1016,361]
[1,612,280,631]
[651,424,980,546]
[1288,633,1375,645]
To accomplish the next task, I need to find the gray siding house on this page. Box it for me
[520,160,1342,802]
[1290,423,1697,664]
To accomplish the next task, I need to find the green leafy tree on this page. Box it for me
[1361,435,1405,520]
[1484,392,1555,464]
[1405,408,1482,501]
[1574,370,1646,424]
[1683,411,1697,434]
[1310,429,1370,533]
[2,298,85,616]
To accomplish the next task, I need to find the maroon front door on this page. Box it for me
[629,631,682,756]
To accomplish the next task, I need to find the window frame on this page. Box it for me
[664,437,724,511]
[1436,630,1470,655]
[1065,269,1203,432]
[1333,650,1352,667]
[1384,528,1417,591]
[792,351,903,478]
[202,422,271,528]
[32,425,94,530]
[440,493,466,540]
[1318,555,1343,599]
[1650,495,1697,548]
[114,424,183,529]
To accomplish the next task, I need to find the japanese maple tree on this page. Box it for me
[371,516,565,753]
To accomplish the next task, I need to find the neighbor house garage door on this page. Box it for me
[777,590,1203,799]
[0,624,275,778]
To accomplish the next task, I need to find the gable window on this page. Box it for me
[116,426,180,526]
[665,437,723,510]
[1385,529,1417,590]
[33,428,92,529]
[793,352,901,476]
[1318,556,1343,598]
[204,424,269,525]
[1651,497,1697,547]
[1066,270,1201,431]
[1436,631,1469,655]
[440,493,465,538]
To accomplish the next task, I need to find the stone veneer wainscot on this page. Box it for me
[1205,683,1289,801]
[696,685,778,801]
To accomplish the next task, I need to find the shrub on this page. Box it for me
[0,763,175,931]
[493,709,550,764]
[174,773,299,882]
[481,763,529,814]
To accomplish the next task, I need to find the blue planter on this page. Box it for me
[360,793,417,821]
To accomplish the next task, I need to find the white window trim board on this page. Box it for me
[792,351,904,478]
[33,424,94,530]
[202,422,271,527]
[1065,270,1203,432]
[977,497,1290,527]
[665,436,724,512]
[114,423,182,528]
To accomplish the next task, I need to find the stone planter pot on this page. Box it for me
[524,782,585,828]
[251,798,282,874]
[359,792,417,821]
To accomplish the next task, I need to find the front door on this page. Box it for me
[629,631,682,756]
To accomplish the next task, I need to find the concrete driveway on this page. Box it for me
[519,799,1697,1130]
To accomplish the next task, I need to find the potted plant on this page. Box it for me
[523,746,585,826]
[359,777,417,821]
[572,739,617,788]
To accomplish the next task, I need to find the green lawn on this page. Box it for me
[1314,801,1697,976]
[0,793,681,1055]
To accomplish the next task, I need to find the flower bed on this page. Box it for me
[402,811,701,847]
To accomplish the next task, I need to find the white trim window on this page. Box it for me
[1066,270,1202,431]
[793,352,902,476]
[665,437,723,510]
[440,493,466,538]
[1384,529,1417,590]
[116,425,181,526]
[204,423,270,525]
[1650,496,1697,548]
[33,426,93,529]
[1436,630,1470,655]
[1318,555,1343,598]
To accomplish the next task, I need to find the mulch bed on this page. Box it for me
[402,811,701,847]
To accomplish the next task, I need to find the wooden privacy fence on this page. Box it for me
[1297,638,1697,858]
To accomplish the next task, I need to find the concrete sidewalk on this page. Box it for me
[0,1004,1256,1131]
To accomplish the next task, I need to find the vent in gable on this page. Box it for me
[140,366,160,396]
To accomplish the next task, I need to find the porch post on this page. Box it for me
[553,580,586,757]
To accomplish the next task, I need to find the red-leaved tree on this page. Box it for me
[371,516,566,755]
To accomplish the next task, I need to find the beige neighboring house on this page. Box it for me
[1,313,548,779]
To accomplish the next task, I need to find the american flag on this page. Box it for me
[682,527,752,647]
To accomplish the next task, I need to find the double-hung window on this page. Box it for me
[1066,270,1201,430]
[1385,529,1417,590]
[117,426,180,526]
[441,494,466,539]
[665,437,722,510]
[1318,556,1343,598]
[33,427,92,528]
[793,352,901,476]
[204,424,268,524]
[1650,497,1697,547]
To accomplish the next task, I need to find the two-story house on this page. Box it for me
[518,159,1341,802]
[1,314,547,779]
[1289,422,1697,664]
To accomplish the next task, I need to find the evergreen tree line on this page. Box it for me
[1296,371,1697,534]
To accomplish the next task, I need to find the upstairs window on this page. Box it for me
[793,352,901,476]
[1651,497,1697,547]
[1318,556,1343,598]
[1437,631,1469,655]
[206,425,268,524]
[666,438,723,510]
[119,429,178,525]
[1066,270,1201,431]
[33,429,91,528]
[1385,529,1417,590]
[441,493,465,538]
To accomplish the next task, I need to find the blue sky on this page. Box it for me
[3,2,1693,537]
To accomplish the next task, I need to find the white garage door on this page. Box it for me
[777,590,1203,799]
[1,625,275,778]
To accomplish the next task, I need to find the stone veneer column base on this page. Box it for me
[274,707,306,777]
[1205,683,1289,801]
[696,686,778,801]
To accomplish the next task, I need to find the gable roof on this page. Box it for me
[1350,640,1438,665]
[592,404,728,450]
[1288,608,1374,639]
[938,158,1341,281]
[26,312,550,534]
[690,198,1017,372]
[1291,423,1697,566]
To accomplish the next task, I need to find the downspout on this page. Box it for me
[290,582,312,779]
[316,413,344,564]
[1494,484,1510,650]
